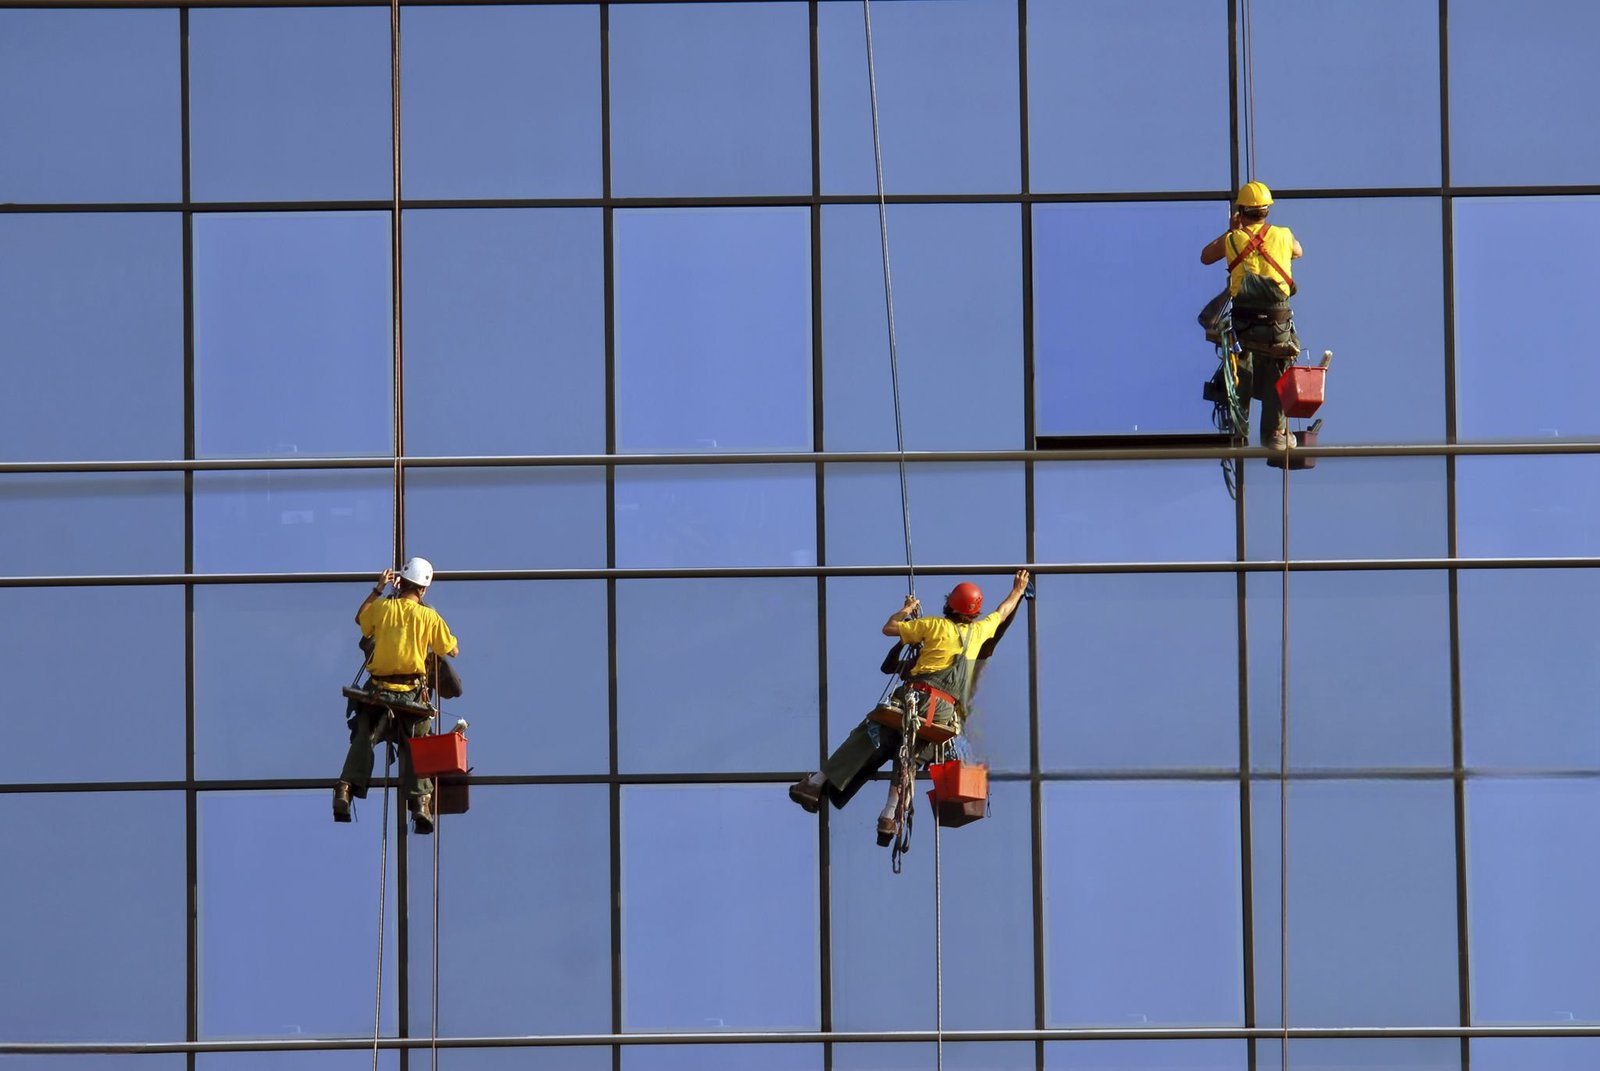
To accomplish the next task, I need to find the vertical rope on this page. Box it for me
[388,0,406,564]
[431,796,441,1071]
[371,742,394,1071]
[933,816,944,1071]
[1240,0,1257,180]
[1279,450,1290,1071]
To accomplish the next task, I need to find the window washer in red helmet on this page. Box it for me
[789,569,1031,845]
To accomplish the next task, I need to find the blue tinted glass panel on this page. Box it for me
[192,470,390,574]
[836,1042,1034,1070]
[366,1054,597,1071]
[831,782,1033,1030]
[198,790,398,1038]
[18,1061,185,1071]
[197,1057,397,1071]
[1474,1039,1600,1071]
[1034,202,1219,436]
[625,1046,820,1071]
[419,581,608,776]
[1450,1,1600,186]
[1,474,183,577]
[1467,779,1600,1024]
[0,10,179,203]
[1252,780,1458,1026]
[1247,571,1452,771]
[621,785,818,1030]
[189,8,390,201]
[1043,781,1243,1025]
[405,468,607,570]
[1456,456,1600,558]
[610,3,809,197]
[408,786,610,1035]
[1243,458,1448,562]
[1027,0,1228,194]
[819,0,1019,195]
[1045,1042,1246,1070]
[402,6,600,199]
[404,209,604,456]
[0,214,182,461]
[1034,462,1235,563]
[194,212,390,458]
[1460,570,1600,770]
[1038,574,1238,772]
[614,466,816,569]
[0,586,185,782]
[1456,198,1600,440]
[2,793,185,1041]
[824,464,1024,566]
[821,203,1022,451]
[1257,1040,1460,1071]
[1246,0,1440,188]
[617,579,816,774]
[614,208,811,452]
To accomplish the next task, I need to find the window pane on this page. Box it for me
[1243,458,1448,562]
[401,5,600,199]
[194,212,390,459]
[192,470,390,574]
[1460,570,1600,770]
[1,214,183,461]
[618,579,816,774]
[615,465,816,569]
[1252,780,1458,1027]
[1034,462,1236,563]
[614,208,811,452]
[625,1045,820,1070]
[197,1057,397,1071]
[409,786,611,1036]
[404,209,605,456]
[1474,1039,1600,1071]
[819,0,1019,195]
[1045,1042,1246,1070]
[1038,574,1238,772]
[371,1053,598,1071]
[821,203,1022,451]
[621,785,819,1030]
[831,782,1034,1030]
[1256,1040,1461,1071]
[1,586,185,783]
[1456,456,1600,558]
[1043,781,1243,1026]
[0,10,180,203]
[1467,779,1600,1024]
[1,474,184,577]
[824,463,1023,567]
[2,792,185,1041]
[1027,0,1228,194]
[1246,0,1440,188]
[610,2,809,197]
[836,1042,1034,1070]
[198,789,398,1038]
[1247,571,1452,771]
[405,468,607,570]
[1450,0,1600,185]
[189,8,390,201]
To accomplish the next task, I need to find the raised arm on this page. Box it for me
[992,569,1032,624]
[355,568,395,625]
[882,594,920,637]
[1200,213,1242,264]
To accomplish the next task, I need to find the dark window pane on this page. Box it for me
[621,785,818,1030]
[819,0,1019,195]
[401,6,600,199]
[610,2,809,197]
[2,793,185,1041]
[1043,781,1244,1026]
[821,203,1022,451]
[1474,1039,1600,1071]
[1252,780,1458,1027]
[1243,458,1448,562]
[1038,574,1238,772]
[1247,571,1452,771]
[825,463,1023,567]
[614,208,811,452]
[1045,1042,1246,1070]
[1,474,184,577]
[0,10,180,203]
[0,214,183,461]
[198,790,398,1038]
[403,209,605,456]
[189,8,390,201]
[405,468,607,570]
[1256,1040,1461,1071]
[614,466,816,569]
[194,212,390,459]
[836,1042,1034,1070]
[1456,456,1600,558]
[625,1046,821,1071]
[192,470,390,574]
[1,586,185,783]
[617,579,816,774]
[1027,0,1228,194]
[1034,462,1236,563]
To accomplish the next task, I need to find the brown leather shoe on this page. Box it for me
[788,776,822,814]
[332,781,353,823]
[411,794,435,835]
[876,814,897,848]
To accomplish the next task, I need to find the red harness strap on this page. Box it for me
[1225,224,1295,295]
[908,681,960,720]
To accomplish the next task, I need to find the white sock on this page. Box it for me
[806,772,825,787]
[879,802,898,821]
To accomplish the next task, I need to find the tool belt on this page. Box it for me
[369,674,424,687]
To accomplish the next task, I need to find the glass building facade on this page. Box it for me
[3,1,1599,1068]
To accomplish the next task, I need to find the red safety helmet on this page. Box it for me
[945,582,983,618]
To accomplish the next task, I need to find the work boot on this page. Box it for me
[1264,430,1297,451]
[788,775,822,814]
[332,781,353,823]
[410,794,435,835]
[876,814,897,848]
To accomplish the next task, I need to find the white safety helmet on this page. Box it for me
[399,557,434,588]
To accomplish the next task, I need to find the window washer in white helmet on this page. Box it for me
[333,557,459,834]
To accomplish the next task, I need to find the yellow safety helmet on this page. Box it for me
[1236,181,1274,208]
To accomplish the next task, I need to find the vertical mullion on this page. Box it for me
[179,8,198,1068]
[600,6,622,1070]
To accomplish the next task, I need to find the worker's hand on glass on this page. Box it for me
[1011,569,1031,592]
[376,568,397,591]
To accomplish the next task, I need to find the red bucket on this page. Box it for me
[1276,366,1326,418]
[408,733,467,778]
[929,760,988,804]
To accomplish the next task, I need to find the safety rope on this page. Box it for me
[370,742,394,1071]
[388,0,406,565]
[1240,0,1257,181]
[1279,437,1291,1071]
[431,787,442,1071]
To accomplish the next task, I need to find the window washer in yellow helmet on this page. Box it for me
[1200,181,1305,449]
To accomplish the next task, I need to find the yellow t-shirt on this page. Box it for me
[358,598,458,690]
[1225,223,1296,297]
[898,613,1002,677]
